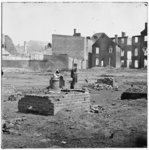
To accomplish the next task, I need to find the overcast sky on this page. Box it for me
[2,2,148,45]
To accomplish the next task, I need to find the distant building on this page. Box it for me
[111,32,133,68]
[52,29,93,69]
[111,23,147,69]
[131,23,147,68]
[131,35,141,68]
[2,34,18,55]
[16,40,52,60]
[90,33,121,68]
[140,22,147,68]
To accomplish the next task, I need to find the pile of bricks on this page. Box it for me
[125,86,147,93]
[87,77,118,91]
[97,77,115,86]
[89,83,113,91]
[18,90,90,115]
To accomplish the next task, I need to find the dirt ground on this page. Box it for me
[1,67,147,148]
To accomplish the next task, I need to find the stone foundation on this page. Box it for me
[18,90,90,115]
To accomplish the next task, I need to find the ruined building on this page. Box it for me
[132,22,147,68]
[89,33,121,68]
[52,29,93,69]
[111,32,132,68]
[111,22,148,69]
[130,23,147,68]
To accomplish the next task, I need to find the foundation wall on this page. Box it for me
[18,92,90,115]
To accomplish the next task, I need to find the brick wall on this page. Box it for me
[52,34,85,60]
[18,91,90,115]
[2,60,29,68]
[2,54,69,72]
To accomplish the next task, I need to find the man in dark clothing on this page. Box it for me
[70,64,78,89]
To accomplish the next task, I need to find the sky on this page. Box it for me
[2,2,148,45]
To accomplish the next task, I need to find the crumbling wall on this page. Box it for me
[2,54,69,72]
[52,34,85,60]
[29,54,69,72]
[18,91,90,115]
[2,60,29,68]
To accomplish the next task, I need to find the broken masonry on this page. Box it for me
[18,74,91,115]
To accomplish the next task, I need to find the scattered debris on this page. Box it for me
[125,86,147,93]
[7,92,24,102]
[90,105,105,113]
[97,77,115,86]
[100,74,114,77]
[86,77,119,91]
[40,139,51,142]
[8,95,17,101]
[2,117,26,134]
[61,141,67,144]
[2,120,10,133]
[88,83,118,91]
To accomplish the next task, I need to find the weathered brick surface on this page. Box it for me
[52,34,85,60]
[18,91,90,115]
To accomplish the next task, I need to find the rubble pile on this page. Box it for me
[121,86,147,100]
[88,77,118,91]
[125,86,147,93]
[2,117,26,134]
[90,105,105,113]
[89,83,113,90]
[5,92,23,102]
[97,77,114,86]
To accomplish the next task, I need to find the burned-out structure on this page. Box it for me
[111,32,132,68]
[52,29,93,69]
[111,22,148,69]
[131,23,147,68]
[89,33,121,68]
[140,22,147,68]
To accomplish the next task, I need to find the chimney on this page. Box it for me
[115,34,118,44]
[74,29,76,35]
[122,32,126,37]
[145,22,147,29]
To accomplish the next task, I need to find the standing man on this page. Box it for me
[2,70,3,76]
[70,63,78,89]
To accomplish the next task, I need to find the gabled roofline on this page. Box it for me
[93,33,120,47]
